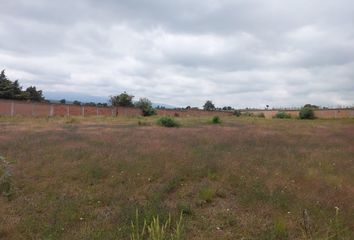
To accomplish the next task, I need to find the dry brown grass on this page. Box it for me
[0,116,353,239]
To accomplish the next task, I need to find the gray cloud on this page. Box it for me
[0,0,353,108]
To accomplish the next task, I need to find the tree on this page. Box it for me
[60,99,66,104]
[0,70,44,101]
[135,98,156,116]
[203,100,215,111]
[0,70,17,99]
[25,86,44,101]
[222,106,233,111]
[97,102,108,107]
[303,104,319,109]
[299,105,315,119]
[85,102,96,106]
[110,92,134,107]
[73,100,81,105]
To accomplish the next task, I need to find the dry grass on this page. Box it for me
[0,115,353,239]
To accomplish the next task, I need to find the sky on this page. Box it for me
[0,0,354,108]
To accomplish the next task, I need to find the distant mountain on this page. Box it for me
[44,92,108,104]
[44,91,177,108]
[152,103,177,109]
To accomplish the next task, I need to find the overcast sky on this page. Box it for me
[0,0,353,108]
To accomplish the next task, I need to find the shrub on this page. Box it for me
[233,110,241,117]
[211,116,221,124]
[157,117,179,128]
[135,98,156,116]
[274,111,291,119]
[299,107,315,119]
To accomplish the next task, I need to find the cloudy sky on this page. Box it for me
[0,0,353,108]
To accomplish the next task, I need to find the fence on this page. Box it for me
[156,108,233,117]
[240,109,354,119]
[0,99,353,119]
[0,99,142,117]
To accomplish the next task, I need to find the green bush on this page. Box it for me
[135,98,156,116]
[157,117,179,127]
[299,107,315,119]
[211,116,221,124]
[274,111,291,119]
[233,110,241,117]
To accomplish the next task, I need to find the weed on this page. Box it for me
[211,116,221,124]
[0,155,12,200]
[164,176,184,194]
[199,187,216,203]
[177,202,192,216]
[157,117,180,127]
[130,209,146,240]
[130,210,184,240]
[300,207,352,240]
[327,207,351,240]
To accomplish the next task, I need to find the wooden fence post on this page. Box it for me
[32,102,35,116]
[11,101,15,116]
[49,105,54,117]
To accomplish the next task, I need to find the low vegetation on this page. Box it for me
[0,116,353,239]
[211,116,221,124]
[130,210,184,240]
[233,110,241,117]
[274,111,292,119]
[157,116,180,127]
[0,155,12,200]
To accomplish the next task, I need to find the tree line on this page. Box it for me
[0,70,44,101]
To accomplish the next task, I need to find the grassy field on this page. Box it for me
[0,115,353,239]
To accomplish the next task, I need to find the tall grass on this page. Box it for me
[300,207,351,240]
[0,155,12,200]
[130,210,184,240]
